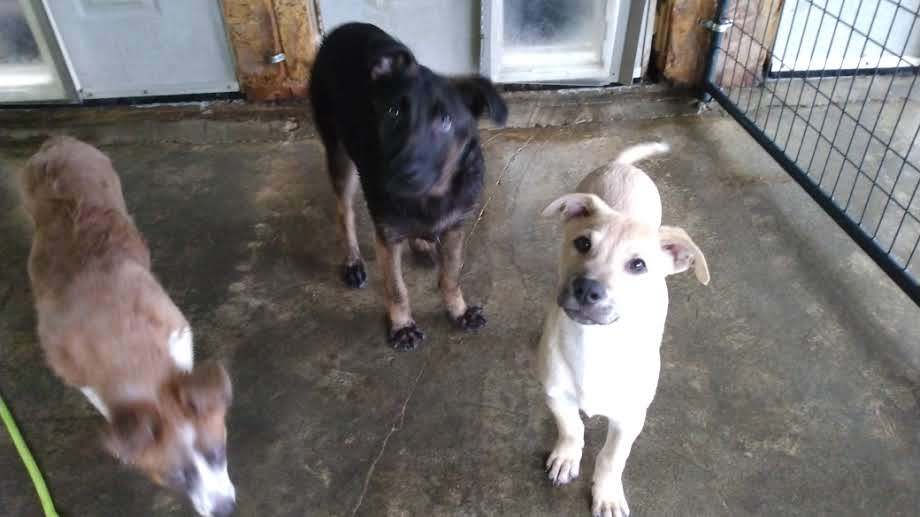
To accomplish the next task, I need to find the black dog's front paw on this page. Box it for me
[341,261,367,289]
[453,305,487,331]
[389,323,425,351]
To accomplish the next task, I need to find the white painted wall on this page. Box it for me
[316,0,480,76]
[773,0,920,72]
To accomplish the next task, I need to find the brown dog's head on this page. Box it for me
[543,193,709,325]
[103,361,235,517]
[20,136,128,223]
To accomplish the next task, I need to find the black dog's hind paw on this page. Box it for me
[342,261,367,289]
[389,323,425,351]
[453,305,487,331]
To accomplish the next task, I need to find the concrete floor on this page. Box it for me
[1,87,919,516]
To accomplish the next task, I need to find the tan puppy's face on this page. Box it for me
[543,193,709,325]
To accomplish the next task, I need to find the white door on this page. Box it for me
[480,0,651,85]
[45,0,238,99]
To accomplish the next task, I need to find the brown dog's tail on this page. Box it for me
[20,136,127,220]
[614,142,670,166]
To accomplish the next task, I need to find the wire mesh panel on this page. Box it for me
[703,0,920,305]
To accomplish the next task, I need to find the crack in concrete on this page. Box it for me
[480,131,503,149]
[350,352,430,517]
[466,133,537,248]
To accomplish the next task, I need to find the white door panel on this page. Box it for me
[45,0,238,99]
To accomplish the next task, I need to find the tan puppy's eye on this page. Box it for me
[573,236,591,254]
[626,258,647,274]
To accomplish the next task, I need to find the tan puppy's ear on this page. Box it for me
[542,193,614,221]
[658,226,710,285]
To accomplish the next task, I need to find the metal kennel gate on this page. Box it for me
[701,0,920,306]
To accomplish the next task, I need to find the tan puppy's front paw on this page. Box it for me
[592,479,629,517]
[545,439,582,486]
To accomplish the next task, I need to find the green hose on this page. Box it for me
[0,391,58,517]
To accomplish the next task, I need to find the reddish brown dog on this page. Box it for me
[20,136,236,517]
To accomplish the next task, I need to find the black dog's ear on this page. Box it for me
[452,76,508,126]
[370,49,416,81]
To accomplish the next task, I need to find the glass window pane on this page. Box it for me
[0,0,73,103]
[498,0,613,82]
[503,0,605,55]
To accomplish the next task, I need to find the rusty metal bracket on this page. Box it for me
[700,18,733,33]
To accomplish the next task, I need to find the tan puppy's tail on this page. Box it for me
[614,142,670,166]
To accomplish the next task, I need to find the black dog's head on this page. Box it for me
[368,48,508,196]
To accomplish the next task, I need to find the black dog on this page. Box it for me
[309,23,508,350]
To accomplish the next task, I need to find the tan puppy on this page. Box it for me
[538,143,709,517]
[20,136,236,517]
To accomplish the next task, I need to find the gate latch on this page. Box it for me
[701,18,733,33]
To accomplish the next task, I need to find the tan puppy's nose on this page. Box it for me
[572,277,606,306]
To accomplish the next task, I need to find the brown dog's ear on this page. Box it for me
[452,76,508,125]
[370,49,416,80]
[542,193,614,221]
[174,361,233,418]
[658,226,710,285]
[104,402,162,463]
